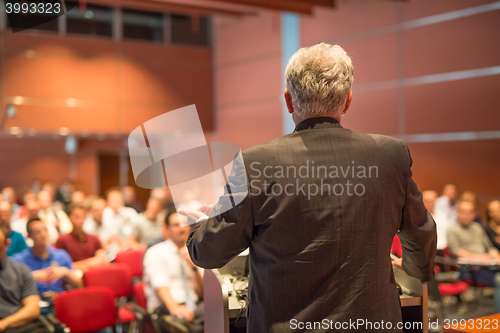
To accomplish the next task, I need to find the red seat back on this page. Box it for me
[391,235,402,258]
[115,249,145,278]
[84,263,132,298]
[134,281,147,310]
[55,287,116,333]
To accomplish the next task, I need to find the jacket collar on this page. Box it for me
[293,116,342,132]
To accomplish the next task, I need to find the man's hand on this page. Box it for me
[32,269,50,283]
[178,205,213,224]
[170,305,195,322]
[45,266,70,283]
[392,258,403,271]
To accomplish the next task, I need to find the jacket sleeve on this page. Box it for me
[187,152,253,269]
[398,144,437,282]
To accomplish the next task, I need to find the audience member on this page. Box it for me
[123,186,144,213]
[102,188,138,239]
[55,205,108,272]
[131,198,164,246]
[0,225,48,333]
[447,200,500,312]
[83,198,119,247]
[422,190,438,215]
[485,200,500,251]
[2,187,20,215]
[13,219,82,299]
[460,191,483,224]
[144,210,204,333]
[55,179,75,209]
[71,191,85,206]
[11,199,60,247]
[41,183,65,212]
[435,183,459,249]
[15,189,36,220]
[38,190,72,237]
[0,202,27,257]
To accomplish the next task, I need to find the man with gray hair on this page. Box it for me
[184,43,436,332]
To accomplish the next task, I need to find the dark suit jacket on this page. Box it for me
[188,117,437,332]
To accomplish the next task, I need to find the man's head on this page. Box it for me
[487,200,500,224]
[68,205,87,233]
[164,210,190,246]
[457,201,476,227]
[422,190,438,214]
[71,191,85,206]
[285,43,354,124]
[106,188,124,213]
[2,187,17,204]
[26,218,49,247]
[145,198,163,220]
[0,225,11,262]
[38,190,53,210]
[90,198,106,223]
[122,186,136,204]
[442,183,458,201]
[0,201,13,228]
[26,199,41,219]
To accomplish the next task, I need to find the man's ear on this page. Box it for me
[284,90,294,114]
[6,238,11,247]
[342,91,353,114]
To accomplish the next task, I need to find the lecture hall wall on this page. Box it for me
[0,31,213,195]
[212,0,500,216]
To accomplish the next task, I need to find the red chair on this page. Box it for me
[134,281,161,333]
[134,281,147,310]
[115,249,146,278]
[55,287,116,333]
[391,235,402,258]
[84,263,140,330]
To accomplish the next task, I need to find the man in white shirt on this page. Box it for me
[102,188,138,240]
[143,210,203,333]
[38,190,72,237]
[83,198,119,247]
[434,183,459,249]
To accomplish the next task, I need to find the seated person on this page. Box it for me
[130,198,164,246]
[0,202,27,256]
[0,225,48,333]
[447,200,500,311]
[144,211,204,333]
[83,198,119,248]
[55,205,108,272]
[485,200,500,250]
[13,219,82,301]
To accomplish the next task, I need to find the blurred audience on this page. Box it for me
[434,183,459,249]
[446,200,500,312]
[55,179,75,209]
[485,200,500,251]
[0,201,28,257]
[13,219,82,300]
[123,186,144,213]
[55,205,108,272]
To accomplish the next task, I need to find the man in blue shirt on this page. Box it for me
[0,201,28,256]
[13,218,82,296]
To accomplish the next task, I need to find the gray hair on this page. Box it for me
[285,43,353,117]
